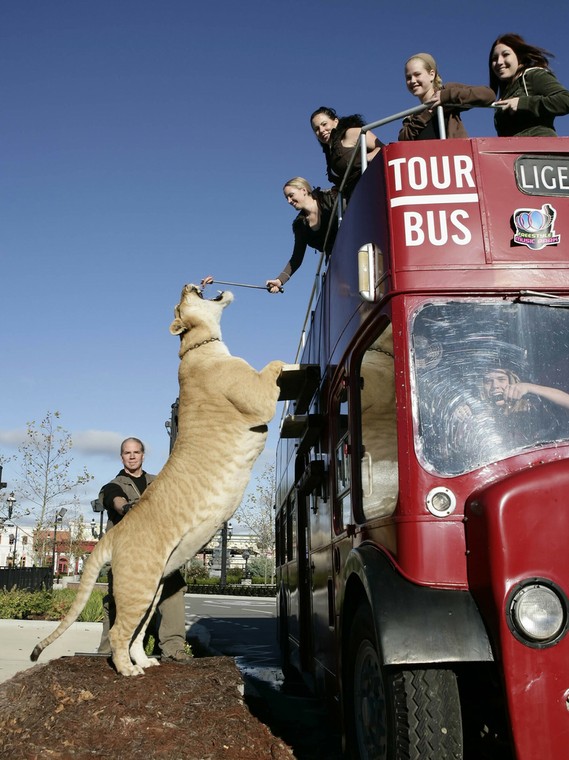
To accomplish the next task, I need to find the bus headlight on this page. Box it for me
[507,580,568,647]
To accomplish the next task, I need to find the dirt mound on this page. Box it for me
[0,655,293,759]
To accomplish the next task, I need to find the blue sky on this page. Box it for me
[2,0,569,519]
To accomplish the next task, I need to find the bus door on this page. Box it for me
[328,376,356,674]
[294,468,313,672]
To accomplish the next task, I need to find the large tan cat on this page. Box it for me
[31,284,284,676]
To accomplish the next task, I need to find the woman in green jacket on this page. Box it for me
[490,33,569,136]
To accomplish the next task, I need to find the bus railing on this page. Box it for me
[279,105,436,428]
[293,104,433,365]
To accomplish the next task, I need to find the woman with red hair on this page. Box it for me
[489,33,569,136]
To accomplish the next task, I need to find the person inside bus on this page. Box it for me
[265,177,338,294]
[452,362,569,459]
[489,34,569,136]
[310,106,383,201]
[399,53,495,140]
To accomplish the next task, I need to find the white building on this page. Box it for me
[0,520,36,568]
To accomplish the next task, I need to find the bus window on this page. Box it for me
[412,300,569,476]
[276,507,286,566]
[334,387,352,531]
[286,492,297,562]
[359,323,399,520]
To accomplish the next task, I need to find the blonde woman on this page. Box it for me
[266,178,337,293]
[399,53,495,140]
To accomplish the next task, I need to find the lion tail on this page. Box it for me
[30,536,112,662]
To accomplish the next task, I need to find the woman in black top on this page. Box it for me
[310,106,382,201]
[266,177,337,293]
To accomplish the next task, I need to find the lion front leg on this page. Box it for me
[109,579,164,676]
[256,360,286,417]
[109,622,145,676]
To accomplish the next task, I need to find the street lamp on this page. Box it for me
[1,492,30,568]
[6,492,16,519]
[219,521,233,587]
[5,493,18,566]
[242,549,250,580]
[91,497,105,539]
[51,508,68,577]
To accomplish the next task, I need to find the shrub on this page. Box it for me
[226,569,244,584]
[184,559,209,584]
[0,588,105,622]
[79,589,104,622]
[0,588,52,619]
[190,576,220,586]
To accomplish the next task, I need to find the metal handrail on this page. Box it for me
[293,104,434,364]
[322,103,433,254]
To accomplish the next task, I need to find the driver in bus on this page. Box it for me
[452,360,569,461]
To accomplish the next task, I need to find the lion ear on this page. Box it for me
[169,318,186,335]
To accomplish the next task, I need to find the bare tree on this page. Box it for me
[234,463,276,583]
[15,411,93,565]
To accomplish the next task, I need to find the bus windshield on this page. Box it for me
[412,300,569,476]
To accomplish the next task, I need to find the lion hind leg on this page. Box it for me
[129,582,164,670]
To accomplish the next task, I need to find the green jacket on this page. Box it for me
[495,67,569,137]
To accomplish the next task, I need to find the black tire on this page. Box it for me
[345,604,463,760]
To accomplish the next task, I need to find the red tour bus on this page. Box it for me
[275,132,569,759]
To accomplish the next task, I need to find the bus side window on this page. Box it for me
[276,508,286,566]
[334,390,352,531]
[286,492,296,562]
[359,324,398,520]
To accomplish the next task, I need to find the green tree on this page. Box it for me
[248,555,274,582]
[185,558,210,583]
[234,463,276,583]
[15,411,93,565]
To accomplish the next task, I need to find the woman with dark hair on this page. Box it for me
[265,177,338,293]
[400,53,495,140]
[310,106,382,200]
[489,33,569,136]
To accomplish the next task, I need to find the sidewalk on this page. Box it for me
[0,617,212,685]
[0,619,103,684]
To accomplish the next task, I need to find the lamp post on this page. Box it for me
[1,492,30,568]
[242,549,250,580]
[6,493,17,566]
[220,521,233,587]
[6,492,16,519]
[91,498,105,539]
[51,507,68,577]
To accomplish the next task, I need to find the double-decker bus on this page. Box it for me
[275,127,569,759]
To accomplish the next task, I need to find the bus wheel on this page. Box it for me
[346,605,463,760]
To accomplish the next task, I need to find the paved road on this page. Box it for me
[185,594,343,760]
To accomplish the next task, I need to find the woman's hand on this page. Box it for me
[200,274,214,287]
[426,91,442,109]
[266,278,283,294]
[492,97,520,112]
